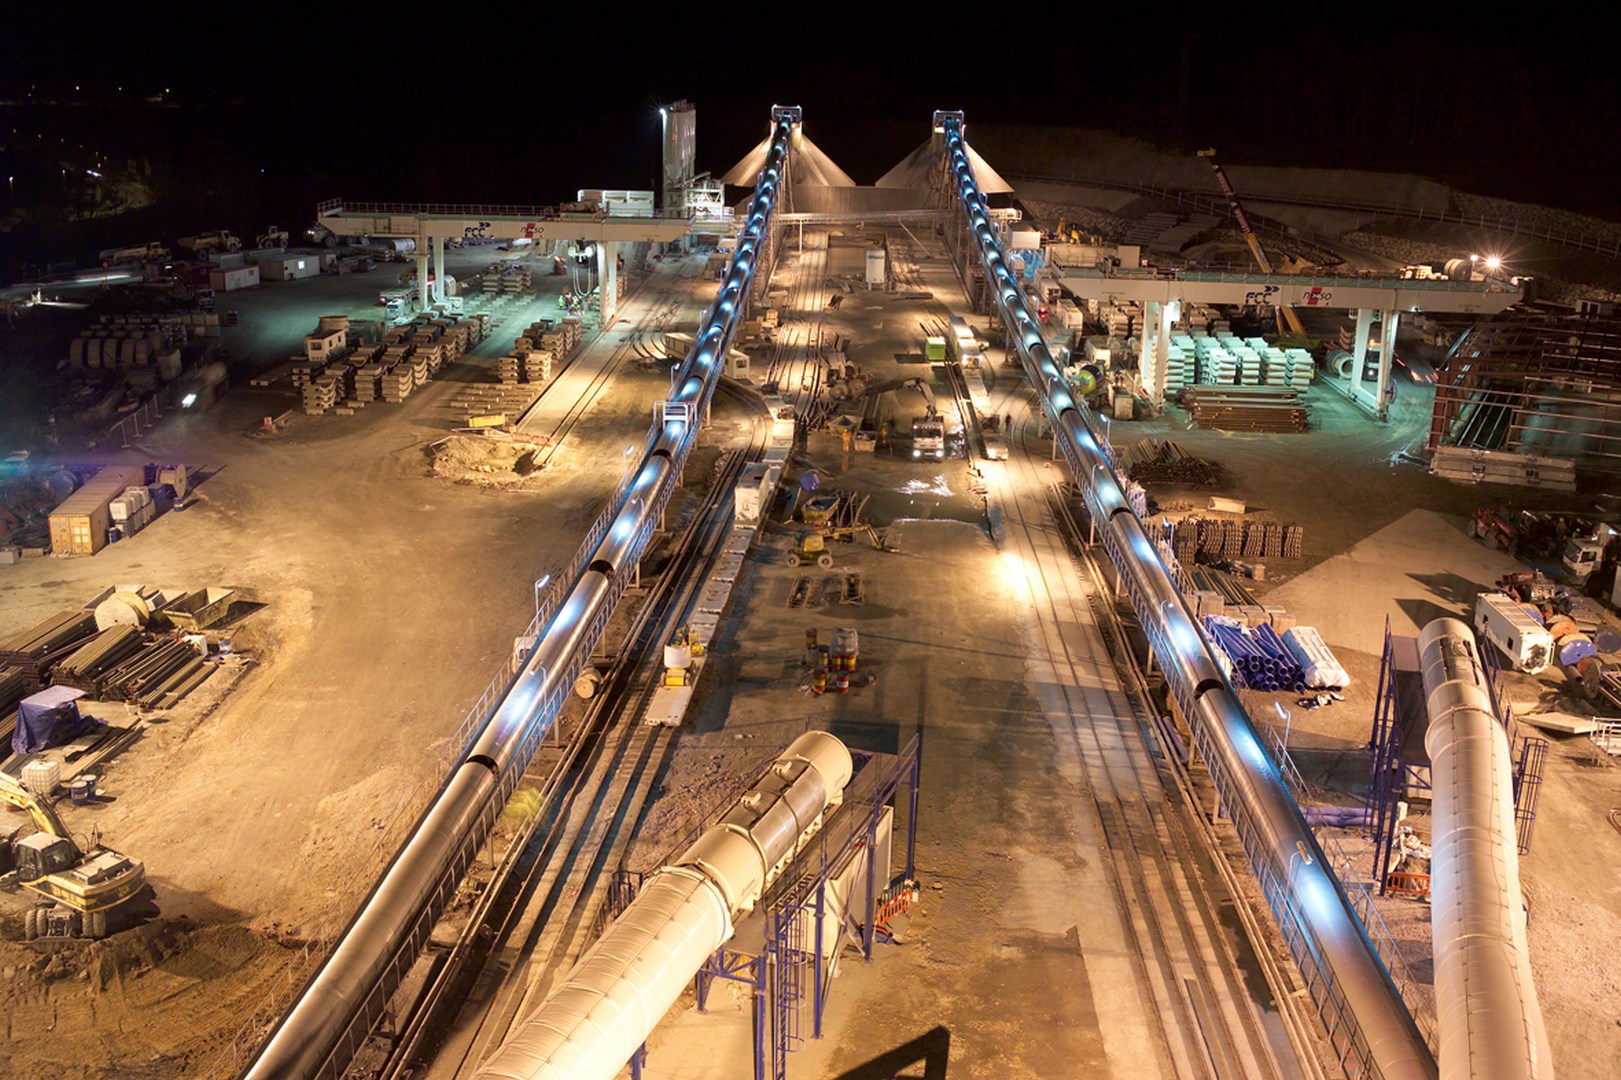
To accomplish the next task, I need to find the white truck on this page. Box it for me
[1474,592,1555,674]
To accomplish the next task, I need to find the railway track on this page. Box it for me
[763,228,833,421]
[996,417,1295,1080]
[367,383,770,1080]
[518,256,702,468]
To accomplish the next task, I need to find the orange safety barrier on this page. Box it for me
[1384,870,1431,901]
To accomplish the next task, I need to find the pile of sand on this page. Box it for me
[428,432,553,488]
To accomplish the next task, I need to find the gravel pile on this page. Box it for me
[1454,192,1621,251]
[1019,198,1133,243]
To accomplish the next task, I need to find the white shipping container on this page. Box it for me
[1473,592,1555,673]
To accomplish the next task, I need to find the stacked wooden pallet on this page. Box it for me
[352,362,384,403]
[447,385,540,426]
[1183,385,1308,432]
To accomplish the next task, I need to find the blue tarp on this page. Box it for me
[14,686,103,756]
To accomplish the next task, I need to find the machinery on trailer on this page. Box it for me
[1474,591,1555,673]
[0,773,145,939]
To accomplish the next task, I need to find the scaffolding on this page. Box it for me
[1366,620,1549,894]
[691,735,921,1080]
[1429,308,1621,477]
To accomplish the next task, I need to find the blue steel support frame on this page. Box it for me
[1368,620,1403,892]
[746,734,923,1080]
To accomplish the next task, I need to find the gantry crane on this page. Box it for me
[1197,148,1308,338]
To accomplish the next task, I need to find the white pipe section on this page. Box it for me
[473,867,731,1080]
[473,730,854,1080]
[1417,618,1554,1080]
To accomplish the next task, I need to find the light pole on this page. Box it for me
[534,574,551,615]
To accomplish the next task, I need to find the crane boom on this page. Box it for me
[1196,148,1307,337]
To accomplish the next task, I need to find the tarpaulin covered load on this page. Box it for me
[13,686,104,756]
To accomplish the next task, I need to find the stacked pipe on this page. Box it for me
[102,639,214,707]
[52,625,145,692]
[0,610,99,689]
[1202,617,1307,692]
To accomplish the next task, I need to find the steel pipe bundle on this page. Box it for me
[938,110,1435,1080]
[1202,617,1307,692]
[52,625,146,691]
[242,107,801,1080]
[1417,619,1553,1080]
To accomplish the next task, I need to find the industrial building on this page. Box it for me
[1,89,1619,1080]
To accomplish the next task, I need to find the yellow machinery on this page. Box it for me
[663,626,706,687]
[786,532,835,570]
[1196,148,1308,339]
[787,524,894,569]
[0,772,145,939]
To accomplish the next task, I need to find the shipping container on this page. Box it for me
[209,265,261,292]
[48,468,142,556]
[256,253,321,281]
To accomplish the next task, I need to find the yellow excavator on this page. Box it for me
[1196,148,1308,339]
[0,772,145,939]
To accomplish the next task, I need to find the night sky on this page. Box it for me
[3,10,1619,272]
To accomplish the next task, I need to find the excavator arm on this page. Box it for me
[0,772,70,839]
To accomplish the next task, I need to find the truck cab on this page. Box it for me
[911,417,945,460]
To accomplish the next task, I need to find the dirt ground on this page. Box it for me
[0,254,713,1076]
[4,203,1619,1078]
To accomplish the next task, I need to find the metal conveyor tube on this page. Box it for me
[1417,618,1554,1080]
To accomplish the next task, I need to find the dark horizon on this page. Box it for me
[3,13,1618,274]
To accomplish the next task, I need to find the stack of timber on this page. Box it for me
[52,625,145,694]
[1183,385,1309,433]
[1429,447,1577,492]
[1120,439,1220,486]
[0,611,99,690]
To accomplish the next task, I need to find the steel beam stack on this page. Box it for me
[0,611,100,690]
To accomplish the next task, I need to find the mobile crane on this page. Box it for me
[1196,148,1308,338]
[1,772,145,939]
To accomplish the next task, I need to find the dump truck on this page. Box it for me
[99,242,170,265]
[178,230,242,256]
[1,772,145,939]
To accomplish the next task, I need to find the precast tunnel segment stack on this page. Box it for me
[935,109,1437,1080]
[240,105,801,1080]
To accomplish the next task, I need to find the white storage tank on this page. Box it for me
[22,759,62,798]
[865,247,886,287]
